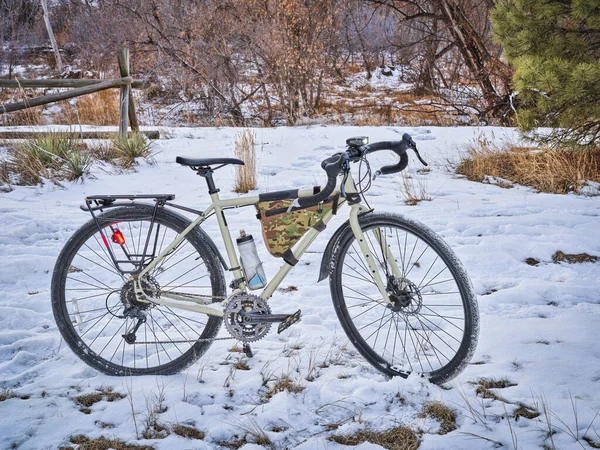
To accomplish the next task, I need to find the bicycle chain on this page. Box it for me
[132,336,235,345]
[157,291,227,302]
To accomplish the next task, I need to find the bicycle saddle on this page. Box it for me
[175,156,244,168]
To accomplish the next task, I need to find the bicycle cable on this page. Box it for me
[356,155,373,209]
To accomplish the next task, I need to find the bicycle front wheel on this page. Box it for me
[51,205,226,376]
[330,213,478,384]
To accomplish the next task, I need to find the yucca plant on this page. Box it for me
[112,133,155,168]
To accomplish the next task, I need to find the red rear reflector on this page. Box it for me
[111,229,126,245]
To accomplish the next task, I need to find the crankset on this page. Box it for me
[224,293,302,343]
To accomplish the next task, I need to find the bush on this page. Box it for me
[111,133,155,167]
[2,132,92,184]
[457,134,600,195]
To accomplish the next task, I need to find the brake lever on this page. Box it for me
[411,146,428,166]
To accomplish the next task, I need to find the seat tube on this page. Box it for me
[349,204,391,304]
[211,192,245,286]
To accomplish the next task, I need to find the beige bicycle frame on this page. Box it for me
[133,171,395,317]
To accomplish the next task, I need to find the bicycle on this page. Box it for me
[51,133,479,385]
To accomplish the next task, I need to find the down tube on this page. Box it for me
[260,207,337,300]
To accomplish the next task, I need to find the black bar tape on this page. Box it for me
[298,154,344,208]
[379,152,409,175]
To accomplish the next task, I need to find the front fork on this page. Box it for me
[349,204,404,305]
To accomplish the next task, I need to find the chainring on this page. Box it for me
[224,293,272,343]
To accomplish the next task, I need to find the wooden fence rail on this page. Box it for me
[0,47,157,138]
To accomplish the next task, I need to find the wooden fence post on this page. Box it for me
[117,47,130,137]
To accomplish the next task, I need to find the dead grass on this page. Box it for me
[399,170,432,206]
[419,401,457,434]
[330,425,420,450]
[457,134,600,195]
[74,386,125,409]
[584,436,600,449]
[513,404,541,421]
[234,129,257,193]
[0,388,16,402]
[233,358,250,371]
[68,435,154,450]
[471,377,517,402]
[263,375,304,400]
[1,132,92,184]
[172,424,205,440]
[552,251,598,264]
[0,87,47,126]
[55,90,120,126]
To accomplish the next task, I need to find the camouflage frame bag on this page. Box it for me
[255,197,336,258]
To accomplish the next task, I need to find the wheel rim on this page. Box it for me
[59,213,218,373]
[337,222,470,378]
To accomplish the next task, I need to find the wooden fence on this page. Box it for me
[0,47,158,139]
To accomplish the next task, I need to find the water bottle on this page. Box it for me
[236,230,267,290]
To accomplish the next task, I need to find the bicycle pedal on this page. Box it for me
[242,343,253,358]
[277,309,302,334]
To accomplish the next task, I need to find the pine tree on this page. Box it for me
[492,0,600,146]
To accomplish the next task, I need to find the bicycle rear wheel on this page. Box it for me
[51,205,225,376]
[330,213,478,384]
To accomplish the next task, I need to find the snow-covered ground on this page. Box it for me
[0,125,599,449]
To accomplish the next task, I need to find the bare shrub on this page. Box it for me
[457,134,600,195]
[233,129,257,193]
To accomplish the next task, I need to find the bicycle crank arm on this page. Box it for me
[243,312,299,323]
[241,309,302,334]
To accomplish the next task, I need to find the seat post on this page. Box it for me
[197,168,220,194]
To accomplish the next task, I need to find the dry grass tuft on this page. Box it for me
[0,388,15,402]
[584,436,600,449]
[552,251,598,264]
[172,424,205,440]
[457,134,600,195]
[68,435,154,450]
[420,401,457,434]
[278,285,298,293]
[330,425,420,450]
[0,87,46,126]
[513,404,540,421]
[74,386,125,408]
[2,132,92,184]
[233,358,250,371]
[264,375,304,400]
[399,171,432,206]
[233,129,257,193]
[525,257,540,266]
[472,377,516,402]
[55,90,120,126]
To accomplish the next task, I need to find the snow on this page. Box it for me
[0,125,599,449]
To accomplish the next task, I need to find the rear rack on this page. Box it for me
[80,194,175,275]
[81,194,175,211]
